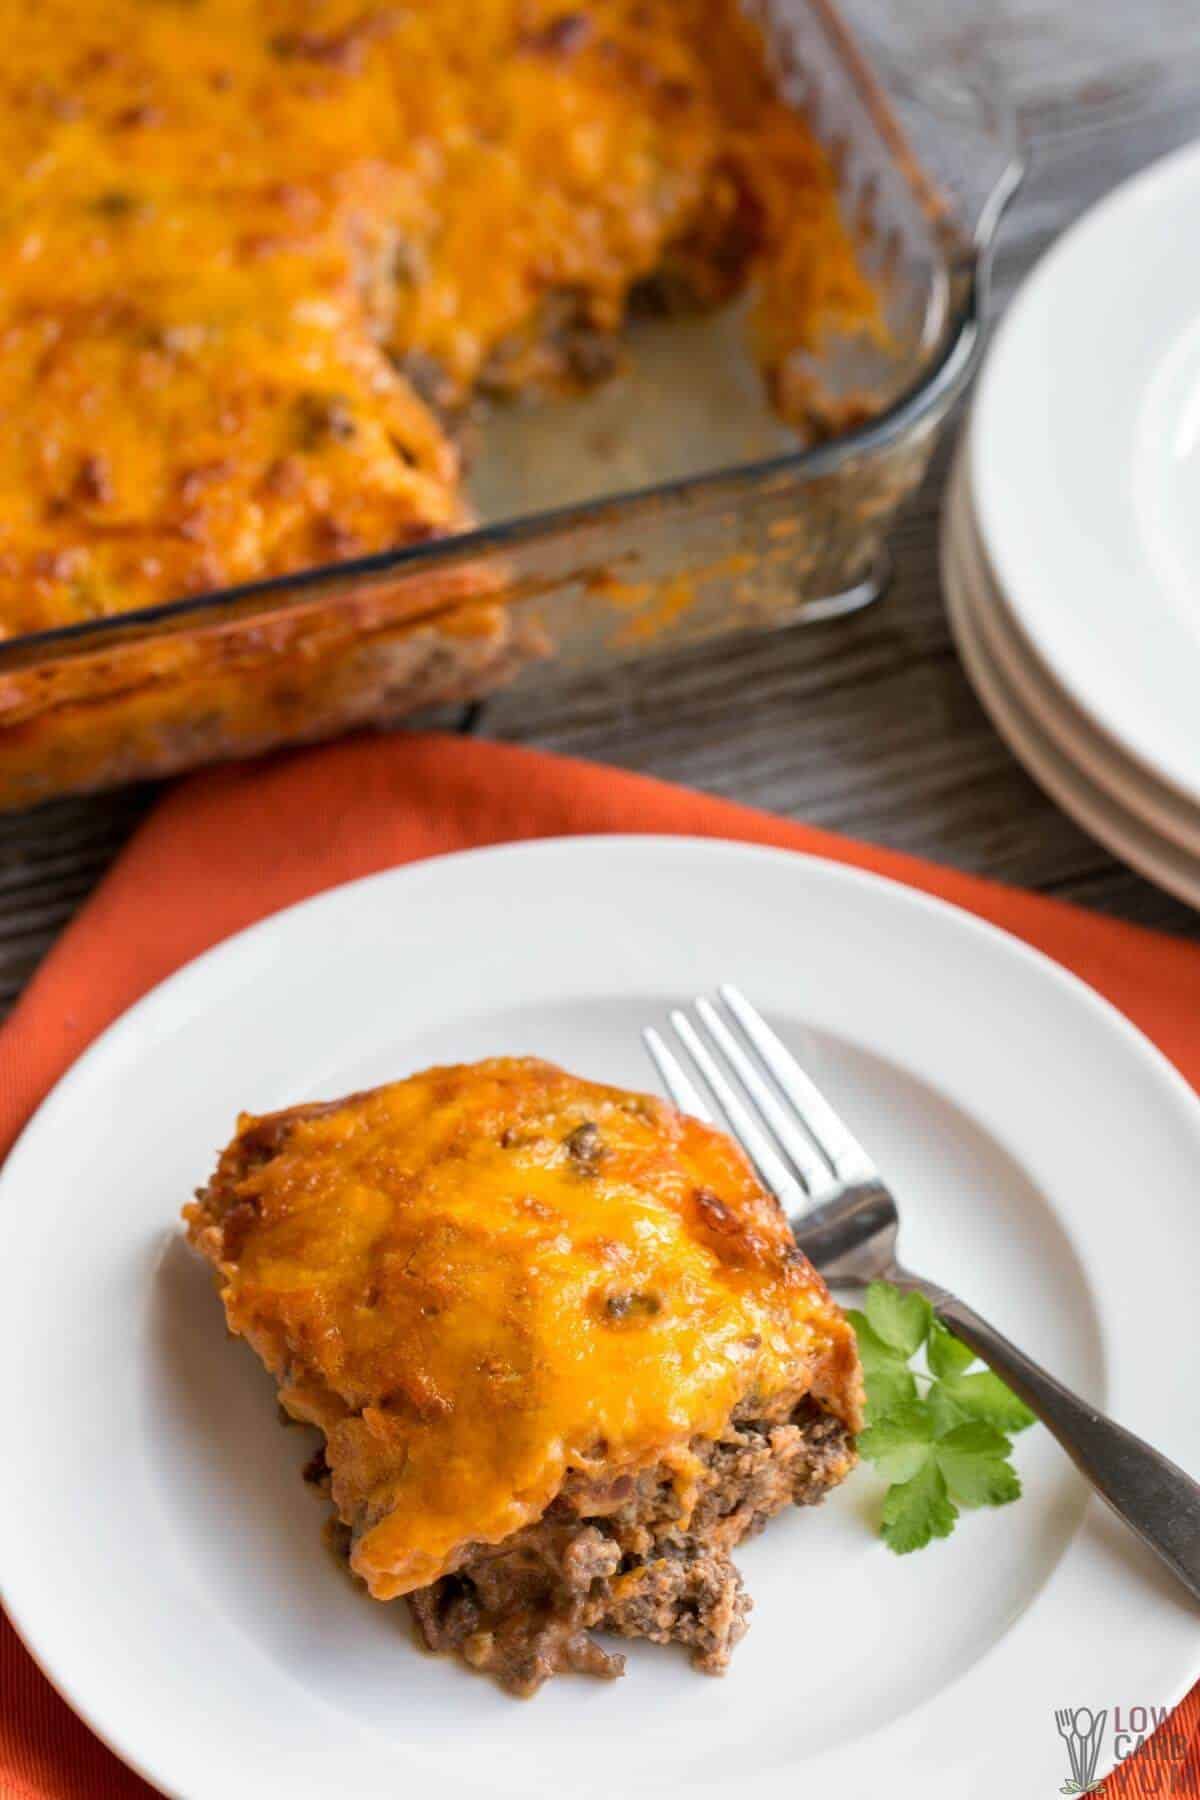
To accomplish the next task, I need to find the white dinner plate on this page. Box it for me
[970,138,1200,812]
[949,451,1200,860]
[1,837,1198,1799]
[942,466,1200,909]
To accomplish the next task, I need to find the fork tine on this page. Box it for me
[719,984,877,1183]
[642,1027,714,1123]
[694,998,836,1202]
[669,1010,809,1215]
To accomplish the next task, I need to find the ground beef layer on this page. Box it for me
[402,1393,854,1694]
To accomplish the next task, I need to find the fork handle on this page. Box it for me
[912,1282,1200,1603]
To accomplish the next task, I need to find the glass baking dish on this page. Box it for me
[0,0,1021,810]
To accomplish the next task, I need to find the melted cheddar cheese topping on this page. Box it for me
[0,0,873,634]
[188,1057,863,1598]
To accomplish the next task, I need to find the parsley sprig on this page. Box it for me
[848,1281,1036,1553]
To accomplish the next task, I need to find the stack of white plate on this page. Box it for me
[942,140,1200,909]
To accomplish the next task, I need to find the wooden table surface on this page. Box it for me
[3,1,1199,1021]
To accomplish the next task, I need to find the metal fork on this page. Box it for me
[644,985,1200,1603]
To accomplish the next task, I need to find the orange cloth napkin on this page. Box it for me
[0,731,1196,1799]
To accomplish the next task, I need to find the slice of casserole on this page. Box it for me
[185,1057,863,1694]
